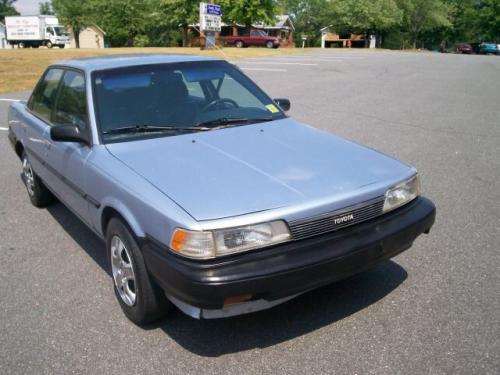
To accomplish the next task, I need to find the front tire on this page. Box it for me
[46,41,53,48]
[266,41,274,49]
[22,151,54,207]
[235,40,244,48]
[106,218,171,325]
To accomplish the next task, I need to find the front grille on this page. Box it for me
[289,197,385,240]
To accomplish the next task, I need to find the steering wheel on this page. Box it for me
[201,98,239,112]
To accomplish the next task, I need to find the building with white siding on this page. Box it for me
[68,25,106,49]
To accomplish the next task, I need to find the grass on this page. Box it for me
[0,47,307,94]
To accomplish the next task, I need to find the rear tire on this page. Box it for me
[106,218,171,325]
[18,42,25,49]
[22,151,54,207]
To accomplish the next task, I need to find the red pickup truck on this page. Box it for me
[224,30,280,49]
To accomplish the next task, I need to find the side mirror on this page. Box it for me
[274,98,291,112]
[50,124,89,144]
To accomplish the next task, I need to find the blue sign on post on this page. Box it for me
[200,2,222,49]
[206,4,221,16]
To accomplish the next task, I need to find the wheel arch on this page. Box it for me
[100,203,145,240]
[15,141,25,160]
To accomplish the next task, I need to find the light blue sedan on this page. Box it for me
[8,54,435,324]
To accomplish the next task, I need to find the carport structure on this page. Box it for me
[320,26,367,48]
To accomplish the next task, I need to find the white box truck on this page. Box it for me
[5,15,69,48]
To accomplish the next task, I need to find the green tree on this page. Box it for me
[396,0,451,48]
[220,0,275,28]
[334,0,402,46]
[0,0,19,22]
[52,0,93,48]
[277,0,332,47]
[92,0,152,46]
[475,0,500,41]
[160,0,199,47]
[444,0,499,44]
[39,1,54,15]
[441,0,474,43]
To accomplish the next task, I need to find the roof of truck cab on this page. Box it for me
[54,54,221,72]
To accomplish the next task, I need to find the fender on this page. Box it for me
[98,197,145,239]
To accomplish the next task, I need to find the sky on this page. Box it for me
[14,0,41,16]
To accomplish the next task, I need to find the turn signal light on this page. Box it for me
[224,294,253,305]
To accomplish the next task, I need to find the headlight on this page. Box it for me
[170,220,291,259]
[383,175,420,213]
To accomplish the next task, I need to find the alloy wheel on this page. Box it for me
[22,156,35,196]
[110,235,137,306]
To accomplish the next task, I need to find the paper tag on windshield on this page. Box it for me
[266,104,279,113]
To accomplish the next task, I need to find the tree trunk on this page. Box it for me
[182,26,188,47]
[73,27,80,49]
[376,32,383,48]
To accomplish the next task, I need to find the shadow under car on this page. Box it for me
[47,201,408,357]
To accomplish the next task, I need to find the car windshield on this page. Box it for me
[251,30,267,37]
[92,60,286,143]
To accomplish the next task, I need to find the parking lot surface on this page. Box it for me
[1,50,499,374]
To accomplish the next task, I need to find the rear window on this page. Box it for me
[30,68,64,122]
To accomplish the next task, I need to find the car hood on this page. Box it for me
[105,118,414,221]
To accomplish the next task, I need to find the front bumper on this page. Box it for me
[143,197,436,310]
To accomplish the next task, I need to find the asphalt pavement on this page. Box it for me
[0,50,499,374]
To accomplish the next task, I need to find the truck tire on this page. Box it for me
[59,44,65,49]
[46,41,53,48]
[266,41,274,48]
[235,40,244,48]
[18,42,25,48]
[106,218,171,325]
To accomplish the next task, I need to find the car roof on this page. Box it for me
[53,54,221,72]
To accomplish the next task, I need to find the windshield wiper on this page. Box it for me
[102,125,210,135]
[195,117,274,129]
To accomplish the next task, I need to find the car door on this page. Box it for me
[249,30,261,46]
[25,68,64,183]
[254,30,267,46]
[45,69,93,225]
[45,27,53,41]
